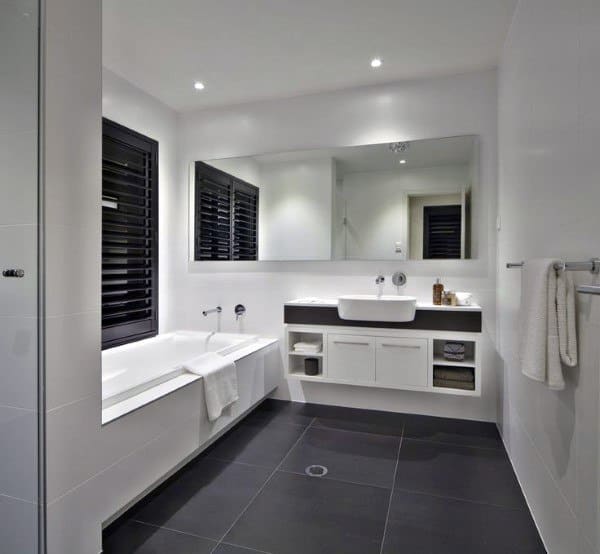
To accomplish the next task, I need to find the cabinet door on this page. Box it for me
[376,337,428,388]
[328,334,376,383]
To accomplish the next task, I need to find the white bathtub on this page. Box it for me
[102,331,260,411]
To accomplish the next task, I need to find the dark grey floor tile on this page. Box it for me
[403,413,502,449]
[382,490,546,554]
[312,406,405,437]
[205,419,306,469]
[281,426,400,488]
[103,520,216,553]
[224,471,389,554]
[394,439,526,509]
[132,457,271,540]
[246,399,314,427]
[214,543,270,554]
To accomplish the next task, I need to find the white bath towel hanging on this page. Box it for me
[519,259,578,390]
[184,352,238,421]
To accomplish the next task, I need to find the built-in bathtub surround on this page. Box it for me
[101,331,277,423]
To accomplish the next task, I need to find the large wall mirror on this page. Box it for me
[190,135,479,261]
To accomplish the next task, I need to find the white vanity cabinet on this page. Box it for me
[328,334,376,383]
[375,337,428,388]
[285,324,481,397]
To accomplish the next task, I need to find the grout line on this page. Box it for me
[379,422,404,554]
[204,455,273,471]
[209,417,317,554]
[311,420,403,440]
[220,541,272,554]
[390,486,528,512]
[402,435,504,452]
[276,468,393,491]
[130,519,216,542]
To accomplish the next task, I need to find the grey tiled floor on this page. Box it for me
[103,400,546,554]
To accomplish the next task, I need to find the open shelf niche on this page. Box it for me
[286,329,326,378]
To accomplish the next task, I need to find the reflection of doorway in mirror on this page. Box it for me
[408,192,468,259]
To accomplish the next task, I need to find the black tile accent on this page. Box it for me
[204,419,306,469]
[284,305,482,332]
[224,471,389,554]
[382,490,546,554]
[103,520,216,553]
[395,439,526,509]
[281,426,400,488]
[403,413,503,449]
[132,457,271,540]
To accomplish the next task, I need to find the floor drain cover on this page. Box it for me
[305,464,328,477]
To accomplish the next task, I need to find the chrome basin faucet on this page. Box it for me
[375,275,385,298]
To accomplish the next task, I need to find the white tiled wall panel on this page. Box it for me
[498,1,600,552]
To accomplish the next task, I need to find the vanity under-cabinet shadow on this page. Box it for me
[103,400,545,554]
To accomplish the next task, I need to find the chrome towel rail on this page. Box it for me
[576,285,600,296]
[506,259,600,274]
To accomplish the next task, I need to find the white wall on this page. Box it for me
[497,1,600,552]
[175,70,499,422]
[102,67,179,332]
[259,158,334,260]
[341,165,468,260]
[0,1,40,551]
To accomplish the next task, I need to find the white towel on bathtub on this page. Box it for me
[519,258,578,390]
[184,352,238,421]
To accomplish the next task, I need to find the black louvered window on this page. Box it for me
[194,162,258,261]
[423,205,462,259]
[102,119,158,349]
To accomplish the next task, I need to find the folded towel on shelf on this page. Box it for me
[519,259,578,390]
[293,341,322,353]
[433,378,475,391]
[183,352,238,422]
[433,368,474,383]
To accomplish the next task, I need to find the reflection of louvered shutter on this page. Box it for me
[102,119,159,349]
[423,205,461,259]
[194,162,258,261]
[232,181,258,260]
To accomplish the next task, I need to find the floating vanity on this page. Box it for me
[284,298,482,397]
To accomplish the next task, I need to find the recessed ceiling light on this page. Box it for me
[370,58,382,68]
[194,81,205,91]
[399,159,407,164]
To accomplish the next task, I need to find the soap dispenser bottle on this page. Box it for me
[433,278,444,305]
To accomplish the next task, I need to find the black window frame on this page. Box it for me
[102,119,159,349]
[194,161,259,261]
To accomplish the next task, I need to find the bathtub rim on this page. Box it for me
[101,337,279,425]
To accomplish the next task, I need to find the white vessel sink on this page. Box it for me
[337,295,417,322]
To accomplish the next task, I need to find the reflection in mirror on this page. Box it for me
[191,135,478,261]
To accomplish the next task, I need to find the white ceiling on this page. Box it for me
[103,0,517,113]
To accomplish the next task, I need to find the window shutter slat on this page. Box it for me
[102,119,158,349]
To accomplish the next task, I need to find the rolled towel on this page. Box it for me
[184,352,238,422]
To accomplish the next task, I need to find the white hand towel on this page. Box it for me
[519,259,578,390]
[184,352,238,422]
